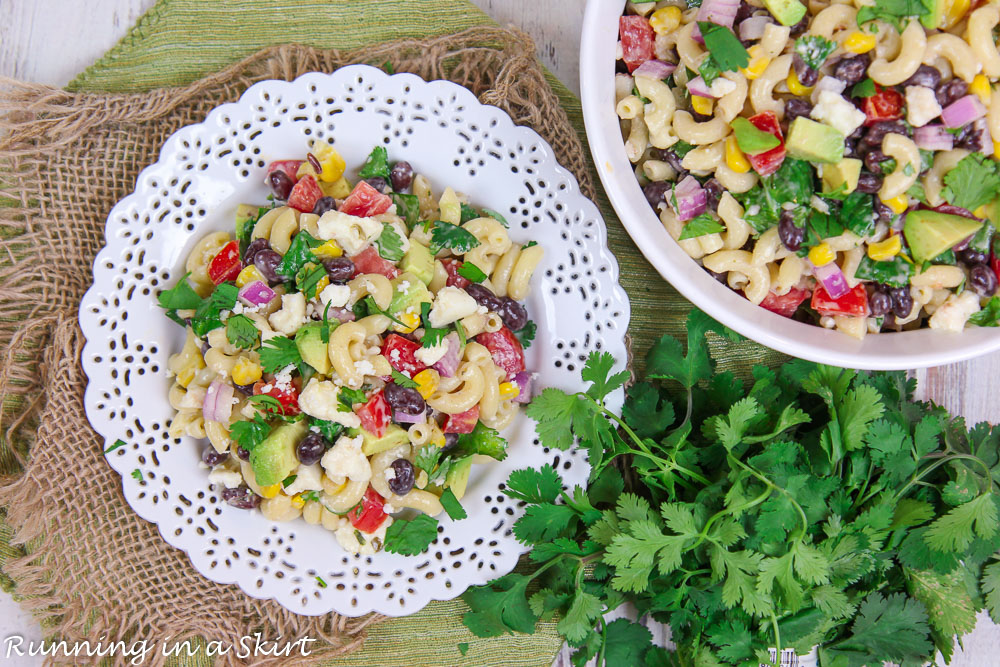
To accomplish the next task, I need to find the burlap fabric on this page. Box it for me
[0,28,589,665]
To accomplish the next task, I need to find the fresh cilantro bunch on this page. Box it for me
[461,310,1000,667]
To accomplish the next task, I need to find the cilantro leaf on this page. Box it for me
[526,388,593,451]
[513,503,578,544]
[276,230,321,278]
[157,274,202,311]
[824,592,933,665]
[462,572,538,636]
[794,35,836,71]
[854,255,913,288]
[856,0,934,30]
[942,153,1000,212]
[581,351,630,402]
[190,283,239,337]
[622,383,676,440]
[678,213,726,240]
[505,465,564,504]
[924,493,999,552]
[457,261,487,283]
[646,309,731,389]
[730,117,780,155]
[230,419,271,453]
[295,263,327,299]
[338,387,367,412]
[459,203,480,224]
[419,301,448,347]
[440,488,467,520]
[392,193,420,229]
[225,313,260,349]
[375,222,405,262]
[970,296,1000,327]
[131,469,143,481]
[309,418,344,442]
[603,619,654,667]
[697,22,749,72]
[104,439,127,454]
[358,145,391,181]
[430,221,481,254]
[383,514,439,555]
[698,57,723,87]
[480,208,509,228]
[258,336,304,374]
[851,78,877,98]
[454,421,508,460]
[557,591,603,643]
[514,320,536,349]
[390,369,419,389]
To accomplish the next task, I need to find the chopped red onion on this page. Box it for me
[673,175,708,222]
[952,234,975,252]
[941,95,986,129]
[238,280,276,307]
[697,0,740,29]
[329,306,356,323]
[203,378,234,423]
[511,371,535,405]
[738,15,772,41]
[687,76,716,98]
[393,410,426,425]
[813,261,850,300]
[432,332,461,378]
[913,124,954,151]
[632,59,677,80]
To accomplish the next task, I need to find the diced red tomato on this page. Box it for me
[440,258,471,289]
[811,283,869,318]
[207,240,242,284]
[862,86,904,126]
[619,16,655,73]
[357,390,391,439]
[746,111,786,176]
[476,326,525,380]
[339,181,392,217]
[349,487,388,533]
[287,174,323,213]
[991,253,999,285]
[381,334,427,376]
[351,246,401,279]
[443,405,480,434]
[265,160,302,184]
[252,378,300,416]
[759,287,811,318]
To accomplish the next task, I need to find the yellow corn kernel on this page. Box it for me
[310,140,347,183]
[942,0,971,29]
[498,382,520,400]
[808,242,836,267]
[313,239,343,258]
[322,474,348,495]
[295,161,317,180]
[971,75,992,105]
[413,369,440,399]
[290,493,306,509]
[320,176,353,199]
[312,275,330,296]
[725,136,751,174]
[786,69,813,96]
[176,366,197,388]
[741,45,770,80]
[232,357,262,386]
[867,235,902,261]
[881,193,909,214]
[393,310,421,334]
[691,95,714,116]
[994,140,1000,159]
[236,264,266,288]
[649,6,682,35]
[259,484,280,499]
[843,32,877,54]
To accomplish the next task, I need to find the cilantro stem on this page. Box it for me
[596,616,608,667]
[895,453,995,499]
[691,486,773,550]
[768,608,783,667]
[727,453,809,540]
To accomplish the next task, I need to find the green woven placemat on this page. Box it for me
[0,1,785,665]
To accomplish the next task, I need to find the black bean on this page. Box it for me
[703,178,724,212]
[296,432,328,466]
[306,152,322,176]
[465,283,504,312]
[384,382,425,416]
[312,196,337,216]
[691,109,713,123]
[253,249,285,284]
[792,54,819,87]
[863,121,909,147]
[789,13,809,36]
[735,1,755,23]
[958,248,988,265]
[234,382,256,396]
[202,445,228,467]
[784,97,813,123]
[936,78,969,108]
[222,486,261,509]
[643,181,672,210]
[615,59,629,74]
[957,119,989,153]
[864,149,888,174]
[832,53,870,87]
[848,126,866,141]
[200,339,210,356]
[869,290,892,317]
[322,257,355,284]
[970,264,999,296]
[268,170,294,200]
[882,312,897,329]
[844,137,860,159]
[705,268,728,283]
[875,200,896,225]
[243,237,271,264]
[498,298,528,331]
[903,65,941,89]
[388,459,416,496]
[390,161,414,191]
[778,210,805,251]
[443,432,459,449]
[236,446,251,461]
[364,177,391,194]
[856,172,883,194]
[654,148,687,174]
[890,287,914,318]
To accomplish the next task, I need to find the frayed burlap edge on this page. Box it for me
[0,28,594,666]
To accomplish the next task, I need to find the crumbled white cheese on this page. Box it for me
[321,434,372,484]
[810,196,830,214]
[398,280,411,292]
[232,302,244,315]
[415,339,450,366]
[274,364,295,390]
[428,286,479,328]
[316,210,383,255]
[354,359,376,377]
[928,291,980,332]
[319,283,351,309]
[382,503,396,514]
[707,77,736,98]
[388,348,402,363]
[810,90,866,138]
[388,219,411,254]
[208,466,243,489]
[268,292,307,335]
[178,385,206,409]
[905,86,943,128]
[384,466,397,481]
[282,463,325,495]
[298,378,362,427]
[334,516,392,556]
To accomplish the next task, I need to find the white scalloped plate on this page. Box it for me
[78,65,630,617]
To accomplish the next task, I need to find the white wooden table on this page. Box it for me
[0,1,997,665]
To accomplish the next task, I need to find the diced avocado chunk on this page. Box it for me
[361,424,411,456]
[388,272,433,319]
[921,0,945,29]
[786,117,845,164]
[822,158,862,195]
[401,241,435,285]
[250,420,308,487]
[235,203,260,239]
[763,0,807,26]
[903,209,984,263]
[294,323,332,375]
[445,456,474,500]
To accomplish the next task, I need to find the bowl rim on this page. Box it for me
[579,0,1000,370]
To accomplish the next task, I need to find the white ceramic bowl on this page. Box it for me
[580,0,1000,370]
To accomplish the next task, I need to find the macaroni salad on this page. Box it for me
[159,141,541,556]
[618,0,1000,338]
